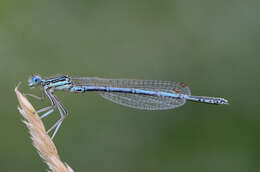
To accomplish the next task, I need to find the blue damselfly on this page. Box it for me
[27,75,228,139]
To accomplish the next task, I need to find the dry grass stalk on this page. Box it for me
[15,86,74,172]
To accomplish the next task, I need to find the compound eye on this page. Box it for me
[32,76,41,83]
[32,78,37,83]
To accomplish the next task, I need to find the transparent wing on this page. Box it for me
[100,92,185,110]
[71,77,191,110]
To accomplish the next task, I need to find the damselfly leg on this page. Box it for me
[44,88,68,139]
[25,87,68,139]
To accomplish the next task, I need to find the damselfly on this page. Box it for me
[27,75,228,139]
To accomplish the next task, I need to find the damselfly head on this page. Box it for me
[28,75,42,87]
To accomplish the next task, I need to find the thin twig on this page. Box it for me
[15,86,74,172]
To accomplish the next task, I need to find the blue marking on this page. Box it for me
[50,81,70,87]
[70,86,85,92]
[56,84,71,90]
[69,86,183,99]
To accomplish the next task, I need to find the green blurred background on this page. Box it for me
[0,0,259,171]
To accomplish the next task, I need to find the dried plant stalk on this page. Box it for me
[15,86,74,172]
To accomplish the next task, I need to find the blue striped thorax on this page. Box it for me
[29,75,71,90]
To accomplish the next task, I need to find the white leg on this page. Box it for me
[47,116,64,134]
[44,88,68,139]
[37,106,52,113]
[40,109,54,119]
[51,119,64,139]
[24,93,44,101]
[46,101,67,139]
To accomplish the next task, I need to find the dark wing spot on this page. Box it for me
[180,83,186,87]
